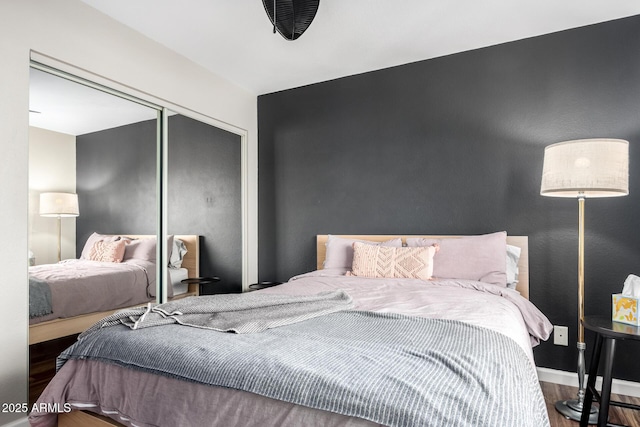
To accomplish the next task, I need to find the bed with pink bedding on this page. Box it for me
[28,234,199,345]
[30,233,553,427]
[29,258,156,325]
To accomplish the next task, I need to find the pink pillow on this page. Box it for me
[88,240,126,263]
[406,231,507,286]
[324,235,403,269]
[122,236,174,262]
[123,238,157,261]
[349,242,438,280]
[80,233,122,259]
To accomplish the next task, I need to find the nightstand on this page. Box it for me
[249,281,283,291]
[580,315,640,427]
[181,277,221,295]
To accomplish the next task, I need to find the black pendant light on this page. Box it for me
[262,0,320,40]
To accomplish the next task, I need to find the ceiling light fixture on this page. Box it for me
[262,0,320,40]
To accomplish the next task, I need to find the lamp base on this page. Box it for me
[555,399,598,424]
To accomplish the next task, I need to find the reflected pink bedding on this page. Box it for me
[29,259,155,324]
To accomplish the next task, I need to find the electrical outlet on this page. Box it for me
[554,325,569,346]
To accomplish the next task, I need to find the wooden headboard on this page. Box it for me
[122,234,200,279]
[316,235,529,299]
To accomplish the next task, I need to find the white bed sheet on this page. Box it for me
[168,267,189,295]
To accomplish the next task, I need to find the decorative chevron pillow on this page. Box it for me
[349,242,439,280]
[88,240,126,263]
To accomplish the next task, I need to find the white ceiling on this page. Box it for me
[29,68,157,136]
[30,2,640,135]
[81,0,640,95]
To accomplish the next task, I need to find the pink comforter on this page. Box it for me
[30,269,552,427]
[29,259,155,324]
[261,268,553,361]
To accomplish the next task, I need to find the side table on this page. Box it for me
[249,281,283,291]
[181,276,221,296]
[580,315,640,427]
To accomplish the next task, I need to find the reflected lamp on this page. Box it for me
[39,192,79,262]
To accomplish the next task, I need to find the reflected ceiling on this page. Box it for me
[29,68,157,136]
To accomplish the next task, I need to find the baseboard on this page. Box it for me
[0,417,29,427]
[538,367,640,398]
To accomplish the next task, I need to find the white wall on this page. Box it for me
[28,127,77,264]
[0,1,257,425]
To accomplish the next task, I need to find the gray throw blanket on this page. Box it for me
[61,310,549,427]
[29,276,52,318]
[80,290,353,337]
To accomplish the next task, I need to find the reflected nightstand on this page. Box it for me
[181,277,221,295]
[249,281,282,291]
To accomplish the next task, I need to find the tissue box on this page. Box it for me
[612,294,640,326]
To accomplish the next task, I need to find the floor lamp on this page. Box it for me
[540,138,629,423]
[39,192,79,262]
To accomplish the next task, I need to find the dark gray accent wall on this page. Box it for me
[167,115,242,293]
[258,15,640,380]
[77,115,242,293]
[76,120,157,241]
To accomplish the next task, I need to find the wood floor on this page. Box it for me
[29,334,78,406]
[542,381,640,427]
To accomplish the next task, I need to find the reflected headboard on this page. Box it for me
[316,235,529,299]
[121,234,200,279]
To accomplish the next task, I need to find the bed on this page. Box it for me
[29,234,200,345]
[30,232,553,427]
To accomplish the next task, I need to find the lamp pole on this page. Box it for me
[56,215,62,262]
[577,195,586,403]
[554,195,597,423]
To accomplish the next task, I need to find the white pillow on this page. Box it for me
[169,238,188,268]
[506,244,521,289]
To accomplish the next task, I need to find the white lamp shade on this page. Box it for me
[39,192,79,217]
[540,138,629,198]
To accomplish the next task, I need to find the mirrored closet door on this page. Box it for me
[28,65,161,328]
[28,64,247,332]
[166,112,243,296]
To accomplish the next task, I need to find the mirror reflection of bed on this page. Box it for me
[29,235,200,404]
[29,66,243,336]
[29,234,201,345]
[28,66,161,330]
